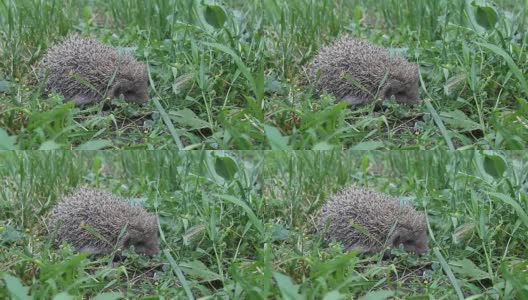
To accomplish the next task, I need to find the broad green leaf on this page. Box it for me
[450,259,491,281]
[39,140,62,150]
[311,251,358,279]
[40,253,88,282]
[300,102,347,131]
[0,80,10,92]
[264,77,282,94]
[264,124,290,150]
[0,225,23,244]
[313,142,336,150]
[76,139,112,150]
[273,272,304,300]
[270,223,290,242]
[214,154,238,181]
[91,292,124,300]
[204,152,227,185]
[169,108,211,130]
[350,141,384,151]
[358,290,395,300]
[27,101,74,130]
[323,290,345,300]
[203,4,226,28]
[2,273,31,300]
[440,110,483,132]
[482,151,506,178]
[0,128,17,150]
[180,260,222,282]
[471,0,498,29]
[52,292,75,300]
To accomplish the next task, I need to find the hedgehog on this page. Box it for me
[317,186,428,254]
[308,37,420,105]
[48,187,159,256]
[40,35,149,106]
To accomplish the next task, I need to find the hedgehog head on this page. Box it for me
[382,63,420,104]
[119,213,159,256]
[109,63,149,104]
[388,211,428,254]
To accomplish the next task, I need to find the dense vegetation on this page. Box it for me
[0,0,526,149]
[0,151,527,298]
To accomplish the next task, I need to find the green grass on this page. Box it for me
[0,150,527,298]
[0,0,526,149]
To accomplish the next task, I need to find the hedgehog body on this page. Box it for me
[48,188,159,256]
[308,37,420,105]
[317,187,427,254]
[40,35,148,105]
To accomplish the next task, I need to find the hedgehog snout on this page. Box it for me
[143,240,160,256]
[389,228,428,254]
[133,239,160,256]
[383,80,420,104]
[121,229,159,256]
[129,80,149,104]
[110,80,149,104]
[402,238,428,254]
[399,231,428,254]
[401,81,420,104]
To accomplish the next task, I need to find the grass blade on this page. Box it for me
[164,249,195,300]
[425,99,455,150]
[214,194,264,234]
[152,97,184,149]
[433,247,464,300]
[476,42,528,97]
[147,57,184,149]
[490,192,528,229]
[203,42,256,97]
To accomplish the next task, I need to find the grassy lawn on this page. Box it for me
[0,0,527,150]
[0,150,527,298]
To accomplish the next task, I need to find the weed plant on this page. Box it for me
[0,151,527,298]
[0,0,526,149]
